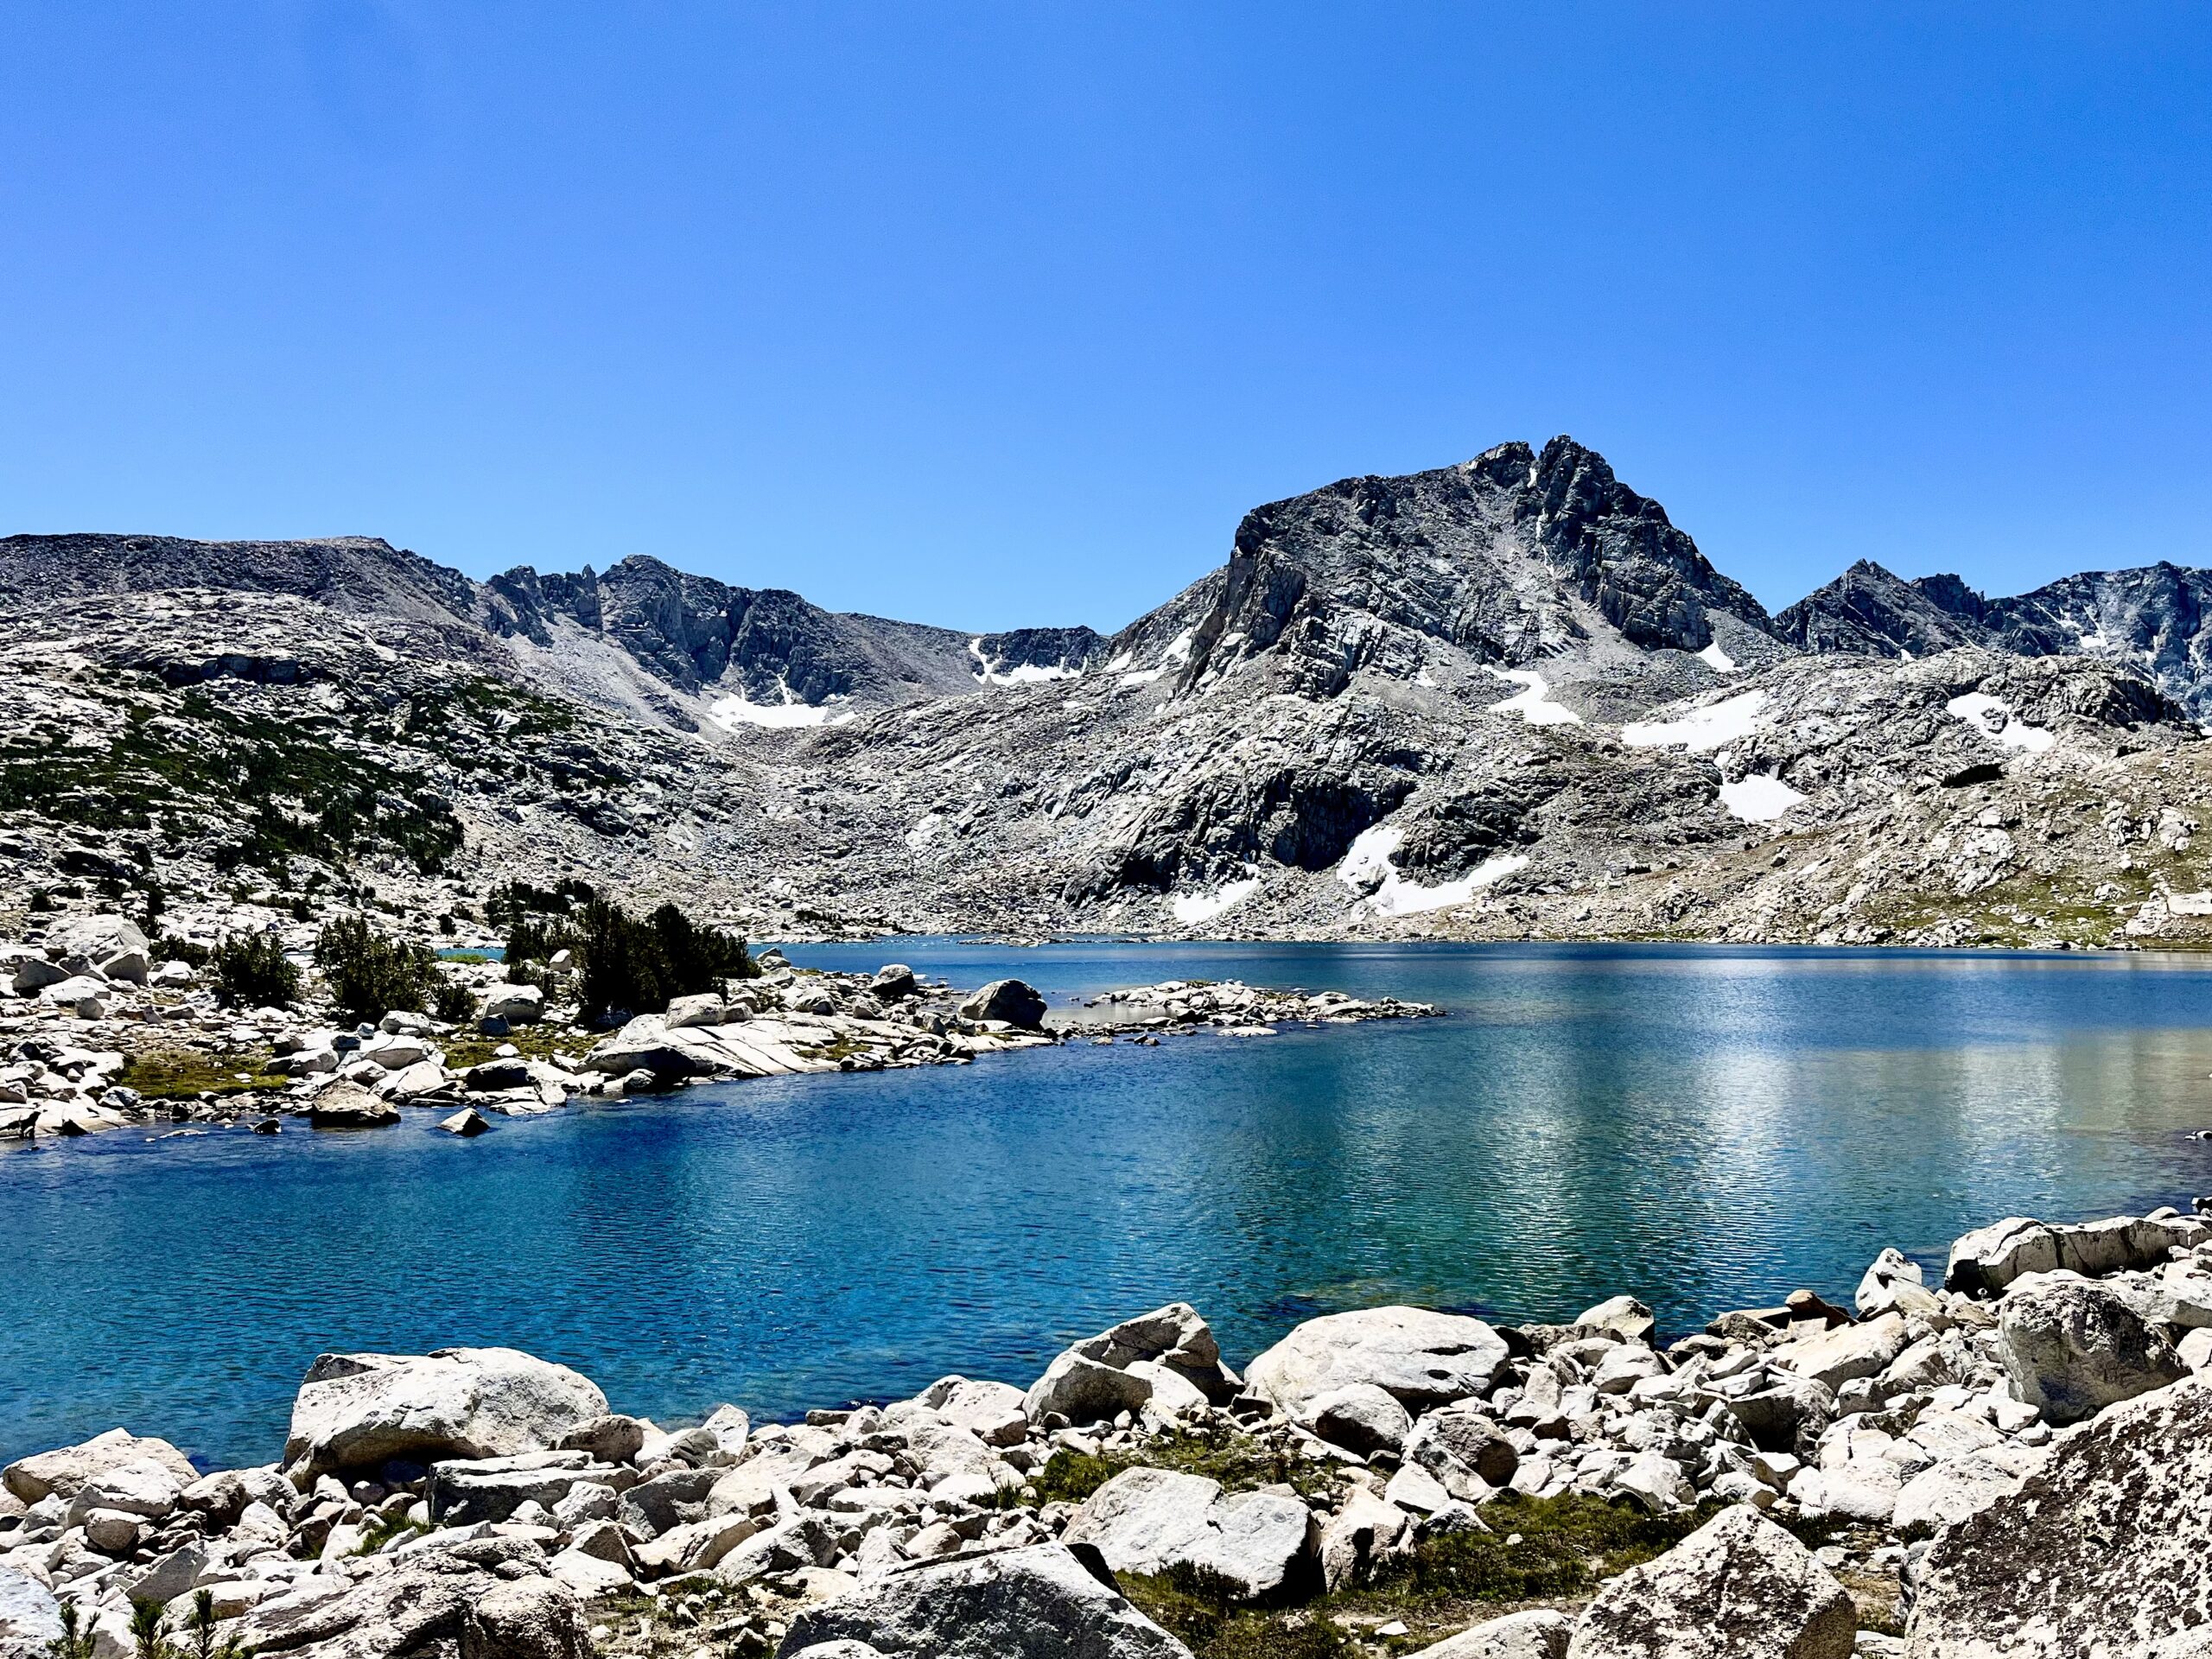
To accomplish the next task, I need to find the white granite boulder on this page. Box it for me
[1566,1504,1854,1658]
[1996,1274,2188,1425]
[1063,1466,1316,1599]
[283,1347,610,1482]
[775,1542,1194,1657]
[1245,1306,1510,1415]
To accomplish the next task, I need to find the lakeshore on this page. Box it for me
[3,1202,2209,1658]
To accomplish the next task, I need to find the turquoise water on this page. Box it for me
[7,942,2212,1471]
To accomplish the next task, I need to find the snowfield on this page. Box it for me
[1622,690,1768,753]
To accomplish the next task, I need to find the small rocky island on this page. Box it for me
[3,1205,2209,1658]
[0,909,1437,1141]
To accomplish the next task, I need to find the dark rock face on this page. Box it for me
[1102,435,1780,703]
[1774,560,1987,658]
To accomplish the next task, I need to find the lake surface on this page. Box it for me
[8,941,2212,1471]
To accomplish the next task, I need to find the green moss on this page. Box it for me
[1033,1427,1338,1506]
[118,1051,287,1099]
[1363,1492,1726,1609]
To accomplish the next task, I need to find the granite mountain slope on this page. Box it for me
[6,440,2212,951]
[1782,557,2212,719]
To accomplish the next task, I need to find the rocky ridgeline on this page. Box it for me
[3,1206,2211,1658]
[0,916,1434,1141]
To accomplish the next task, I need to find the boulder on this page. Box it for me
[3,1427,197,1503]
[1573,1295,1656,1344]
[1075,1303,1237,1401]
[283,1347,610,1482]
[462,1576,590,1659]
[1565,1504,1854,1658]
[870,965,918,1001]
[1906,1373,2212,1655]
[777,1541,1195,1657]
[957,979,1048,1030]
[0,1566,61,1659]
[1298,1382,1413,1457]
[1996,1275,2187,1425]
[1891,1444,2049,1538]
[1777,1313,1910,1392]
[1946,1217,2061,1294]
[440,1108,491,1137]
[46,916,149,977]
[480,984,546,1024]
[429,1451,629,1523]
[1403,1402,1518,1496]
[664,993,725,1029]
[1726,1373,1837,1458]
[915,1377,1029,1446]
[309,1081,400,1129]
[1245,1306,1511,1415]
[1856,1249,1939,1319]
[578,1017,702,1079]
[557,1414,649,1465]
[1318,1486,1409,1592]
[1024,1353,1154,1425]
[61,1456,188,1522]
[1410,1610,1574,1659]
[239,1547,536,1659]
[1064,1466,1316,1600]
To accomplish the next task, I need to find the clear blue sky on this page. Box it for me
[3,4,2207,632]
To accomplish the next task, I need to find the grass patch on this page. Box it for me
[441,1021,587,1071]
[118,1050,287,1099]
[1034,1427,1339,1507]
[1364,1492,1725,1606]
[1121,1567,1352,1659]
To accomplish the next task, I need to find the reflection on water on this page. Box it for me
[5,943,2212,1469]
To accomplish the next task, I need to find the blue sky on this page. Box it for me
[3,4,2207,632]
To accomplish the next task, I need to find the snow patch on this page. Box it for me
[708,680,853,729]
[1622,690,1768,753]
[1946,692,2055,753]
[1698,641,1740,672]
[1172,875,1260,925]
[1337,822,1527,915]
[1160,629,1195,668]
[1370,855,1529,916]
[904,812,945,851]
[1103,651,1135,673]
[1719,773,1806,823]
[969,639,1080,686]
[1484,669,1583,727]
[1117,667,1166,689]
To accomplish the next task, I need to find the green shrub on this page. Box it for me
[431,976,477,1024]
[212,933,302,1007]
[315,916,442,1023]
[575,898,756,1022]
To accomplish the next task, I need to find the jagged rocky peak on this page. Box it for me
[1774,560,1991,658]
[1781,558,2212,717]
[1100,435,1782,699]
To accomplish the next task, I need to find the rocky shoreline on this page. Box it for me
[5,1204,2211,1658]
[0,912,1437,1141]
